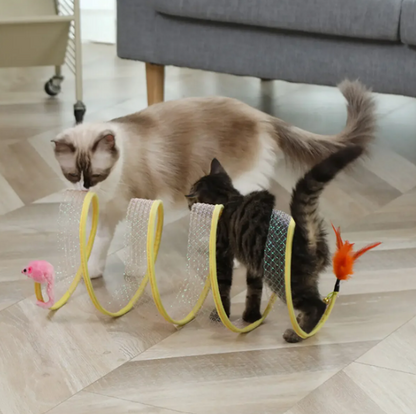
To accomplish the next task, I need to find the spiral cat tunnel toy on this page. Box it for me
[33,190,379,339]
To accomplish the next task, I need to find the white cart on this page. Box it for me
[0,0,86,123]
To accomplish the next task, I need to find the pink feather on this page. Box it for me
[22,260,55,308]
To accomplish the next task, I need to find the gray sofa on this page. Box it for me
[117,0,416,104]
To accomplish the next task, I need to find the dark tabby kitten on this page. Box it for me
[186,145,364,342]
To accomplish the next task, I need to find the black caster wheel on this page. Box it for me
[44,78,62,96]
[74,101,86,124]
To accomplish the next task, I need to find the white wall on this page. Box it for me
[82,0,115,9]
[80,0,116,44]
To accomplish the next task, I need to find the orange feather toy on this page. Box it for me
[331,224,381,283]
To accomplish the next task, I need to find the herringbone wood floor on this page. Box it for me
[0,44,415,414]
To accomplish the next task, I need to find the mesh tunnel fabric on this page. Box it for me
[149,202,214,325]
[36,190,88,309]
[34,190,337,339]
[263,209,292,303]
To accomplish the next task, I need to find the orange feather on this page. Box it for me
[331,224,381,281]
[353,242,382,259]
[331,223,343,250]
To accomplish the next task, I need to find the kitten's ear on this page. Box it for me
[210,158,226,175]
[94,131,116,152]
[51,136,75,154]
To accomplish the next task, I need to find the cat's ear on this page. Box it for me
[94,131,116,152]
[210,158,226,175]
[51,135,75,154]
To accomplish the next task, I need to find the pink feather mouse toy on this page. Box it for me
[22,260,55,309]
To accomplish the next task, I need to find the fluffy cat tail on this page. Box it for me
[290,145,364,227]
[271,80,376,167]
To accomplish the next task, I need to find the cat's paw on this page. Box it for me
[283,329,303,343]
[88,262,104,279]
[209,309,221,322]
[242,308,262,323]
[209,308,231,322]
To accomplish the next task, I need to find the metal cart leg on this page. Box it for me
[73,0,86,124]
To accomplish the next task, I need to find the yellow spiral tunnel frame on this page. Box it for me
[34,191,338,338]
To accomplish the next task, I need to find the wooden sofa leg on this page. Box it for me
[146,63,165,106]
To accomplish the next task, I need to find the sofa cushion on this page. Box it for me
[401,0,416,45]
[154,0,402,42]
